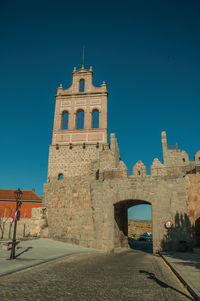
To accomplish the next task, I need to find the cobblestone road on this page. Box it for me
[0,249,193,301]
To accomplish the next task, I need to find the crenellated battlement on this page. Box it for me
[129,131,200,178]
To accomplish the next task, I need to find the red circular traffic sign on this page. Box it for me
[164,220,173,229]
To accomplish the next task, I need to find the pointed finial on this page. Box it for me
[73,67,76,72]
[82,45,85,69]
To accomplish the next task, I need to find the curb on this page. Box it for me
[159,253,200,301]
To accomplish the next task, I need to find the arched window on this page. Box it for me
[182,158,185,163]
[58,173,64,180]
[76,110,84,129]
[79,79,85,92]
[62,111,69,129]
[92,110,99,128]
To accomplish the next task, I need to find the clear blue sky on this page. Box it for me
[1,1,200,220]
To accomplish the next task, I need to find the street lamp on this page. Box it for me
[10,188,23,259]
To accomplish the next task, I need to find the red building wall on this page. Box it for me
[0,201,42,218]
[0,189,42,219]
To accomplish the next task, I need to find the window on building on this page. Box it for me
[92,110,99,128]
[79,79,85,92]
[62,111,69,129]
[182,158,185,162]
[58,173,64,180]
[76,110,84,129]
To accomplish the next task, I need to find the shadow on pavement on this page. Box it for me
[161,251,200,271]
[139,270,193,300]
[15,247,32,258]
[128,239,153,253]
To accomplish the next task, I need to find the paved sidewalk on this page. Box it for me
[161,250,200,300]
[0,238,102,277]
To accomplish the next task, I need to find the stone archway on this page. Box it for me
[113,199,151,249]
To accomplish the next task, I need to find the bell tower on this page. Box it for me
[47,66,109,180]
[52,66,108,145]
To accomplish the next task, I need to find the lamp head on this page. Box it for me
[14,188,23,200]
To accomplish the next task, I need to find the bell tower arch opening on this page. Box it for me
[48,66,109,181]
[79,79,85,92]
[114,200,152,253]
[76,109,84,129]
[51,66,108,147]
[62,111,69,130]
[92,109,99,129]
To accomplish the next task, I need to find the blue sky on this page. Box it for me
[0,0,200,220]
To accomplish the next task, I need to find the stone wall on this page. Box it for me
[47,133,121,182]
[185,174,200,246]
[161,131,200,169]
[43,176,97,248]
[47,144,104,180]
[1,208,48,240]
[44,168,191,253]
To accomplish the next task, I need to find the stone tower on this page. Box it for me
[43,66,200,253]
[47,66,109,181]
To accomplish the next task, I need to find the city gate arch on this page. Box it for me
[111,184,156,251]
[92,173,190,254]
[113,199,152,249]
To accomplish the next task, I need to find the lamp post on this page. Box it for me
[10,188,23,260]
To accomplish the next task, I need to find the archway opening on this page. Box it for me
[114,200,152,253]
[79,79,85,92]
[76,110,84,129]
[92,110,99,128]
[58,173,64,180]
[62,111,69,130]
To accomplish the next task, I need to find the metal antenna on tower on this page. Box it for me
[82,46,85,69]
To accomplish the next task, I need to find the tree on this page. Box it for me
[0,206,13,239]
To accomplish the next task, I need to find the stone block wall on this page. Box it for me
[43,176,98,248]
[44,169,192,253]
[47,144,103,180]
[185,174,200,246]
[1,207,48,240]
[47,133,121,181]
[133,160,146,176]
[44,120,200,253]
[161,131,200,171]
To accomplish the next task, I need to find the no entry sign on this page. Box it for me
[164,220,173,229]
